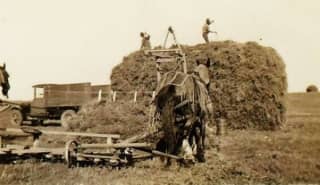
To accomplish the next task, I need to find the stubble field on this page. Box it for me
[0,93,319,185]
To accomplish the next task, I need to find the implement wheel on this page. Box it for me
[10,109,23,126]
[65,140,79,168]
[61,109,76,129]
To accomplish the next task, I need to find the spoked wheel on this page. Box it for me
[61,110,76,129]
[65,140,79,168]
[10,109,23,126]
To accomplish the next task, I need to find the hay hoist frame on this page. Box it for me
[144,26,188,82]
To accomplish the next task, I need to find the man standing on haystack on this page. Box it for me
[202,18,217,43]
[140,32,151,50]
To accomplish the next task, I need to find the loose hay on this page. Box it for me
[69,100,149,138]
[111,41,287,130]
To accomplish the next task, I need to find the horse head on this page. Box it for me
[0,63,10,98]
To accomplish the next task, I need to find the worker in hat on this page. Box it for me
[202,18,217,43]
[140,32,151,50]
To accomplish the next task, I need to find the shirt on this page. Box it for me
[202,23,210,34]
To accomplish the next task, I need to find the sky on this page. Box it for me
[0,0,319,100]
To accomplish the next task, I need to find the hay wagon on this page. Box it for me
[1,83,110,128]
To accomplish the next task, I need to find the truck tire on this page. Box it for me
[61,109,76,129]
[10,109,23,126]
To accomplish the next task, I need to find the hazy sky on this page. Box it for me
[0,0,319,100]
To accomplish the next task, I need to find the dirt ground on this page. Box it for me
[0,93,319,185]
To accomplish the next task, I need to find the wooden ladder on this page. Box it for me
[144,27,187,82]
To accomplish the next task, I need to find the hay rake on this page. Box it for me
[0,127,183,167]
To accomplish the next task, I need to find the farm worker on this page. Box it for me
[194,58,211,90]
[140,32,151,50]
[0,63,9,99]
[202,18,217,43]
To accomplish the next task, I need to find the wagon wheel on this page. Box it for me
[61,110,76,129]
[10,109,23,126]
[65,140,79,168]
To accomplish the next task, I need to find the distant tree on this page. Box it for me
[306,85,318,93]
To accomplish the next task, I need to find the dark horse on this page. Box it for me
[151,71,213,164]
[0,63,10,98]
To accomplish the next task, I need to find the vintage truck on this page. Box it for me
[1,82,110,128]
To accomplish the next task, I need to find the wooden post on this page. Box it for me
[112,91,117,102]
[106,136,113,153]
[33,87,36,99]
[98,89,102,102]
[182,53,187,74]
[133,91,137,103]
[216,118,227,136]
[0,136,2,148]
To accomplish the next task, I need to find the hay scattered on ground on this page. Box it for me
[306,85,318,93]
[111,41,287,130]
[69,100,149,139]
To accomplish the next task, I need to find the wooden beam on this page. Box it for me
[132,154,153,159]
[156,58,176,63]
[121,132,150,144]
[151,150,183,160]
[6,128,120,139]
[11,147,63,155]
[144,49,181,54]
[39,130,120,139]
[76,153,113,159]
[79,143,152,149]
[0,131,31,137]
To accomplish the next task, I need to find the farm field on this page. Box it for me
[0,92,319,185]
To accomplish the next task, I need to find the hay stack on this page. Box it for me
[306,85,318,93]
[111,41,287,130]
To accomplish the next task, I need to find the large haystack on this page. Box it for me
[111,41,287,130]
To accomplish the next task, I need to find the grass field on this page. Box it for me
[0,93,319,185]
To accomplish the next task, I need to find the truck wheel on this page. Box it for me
[61,110,76,129]
[10,109,23,126]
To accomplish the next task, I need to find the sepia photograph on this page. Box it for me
[0,0,319,184]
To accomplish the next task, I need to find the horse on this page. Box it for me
[0,63,10,98]
[150,71,213,164]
